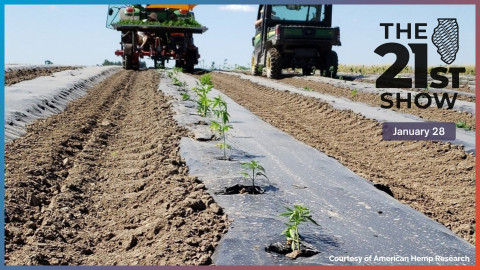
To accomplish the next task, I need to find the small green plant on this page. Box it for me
[168,68,187,91]
[195,85,212,116]
[456,120,472,131]
[173,67,183,74]
[117,18,202,27]
[181,93,190,101]
[280,204,319,252]
[210,95,233,159]
[193,75,214,93]
[351,88,358,97]
[168,67,181,78]
[194,74,214,116]
[339,75,344,81]
[329,66,334,78]
[197,90,212,117]
[199,74,213,86]
[172,76,183,87]
[303,86,312,91]
[240,160,267,194]
[178,81,187,88]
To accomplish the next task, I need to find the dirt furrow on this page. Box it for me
[278,77,476,131]
[5,70,227,265]
[5,71,136,257]
[208,72,475,245]
[5,66,80,86]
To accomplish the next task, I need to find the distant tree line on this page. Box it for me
[102,59,122,66]
[102,59,147,69]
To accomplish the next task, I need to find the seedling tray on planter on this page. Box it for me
[112,24,208,34]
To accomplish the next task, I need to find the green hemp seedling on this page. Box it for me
[194,74,214,117]
[172,77,184,87]
[240,160,267,194]
[351,88,358,98]
[456,120,472,131]
[210,95,232,159]
[280,204,319,252]
[199,73,213,86]
[303,86,312,91]
[329,66,334,78]
[197,89,212,117]
[167,67,182,79]
[117,18,202,27]
[173,67,183,74]
[181,93,190,101]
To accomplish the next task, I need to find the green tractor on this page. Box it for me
[251,4,341,78]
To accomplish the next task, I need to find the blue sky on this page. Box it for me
[4,4,475,68]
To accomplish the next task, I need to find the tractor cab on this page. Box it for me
[258,5,331,28]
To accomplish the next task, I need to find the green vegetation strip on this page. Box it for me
[117,18,202,27]
[338,64,475,76]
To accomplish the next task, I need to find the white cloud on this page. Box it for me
[218,5,256,12]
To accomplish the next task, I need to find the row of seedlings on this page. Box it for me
[169,69,321,260]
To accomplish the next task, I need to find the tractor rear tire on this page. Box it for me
[266,48,282,79]
[323,50,338,78]
[184,61,195,73]
[124,55,132,70]
[175,60,183,69]
[184,54,196,73]
[302,66,314,76]
[251,54,261,76]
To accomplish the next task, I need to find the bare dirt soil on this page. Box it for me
[4,70,228,265]
[207,72,475,245]
[5,66,80,86]
[279,77,476,131]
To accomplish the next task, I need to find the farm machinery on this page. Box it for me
[106,4,208,71]
[251,5,341,78]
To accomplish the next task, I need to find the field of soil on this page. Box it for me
[4,67,475,265]
[279,77,476,131]
[5,66,80,86]
[4,70,228,265]
[205,72,475,245]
